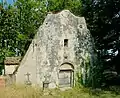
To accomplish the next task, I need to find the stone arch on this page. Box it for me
[60,62,74,71]
[58,63,74,87]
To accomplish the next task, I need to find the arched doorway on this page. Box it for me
[58,63,74,87]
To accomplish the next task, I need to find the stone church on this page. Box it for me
[16,10,95,88]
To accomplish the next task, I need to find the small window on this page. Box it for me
[64,39,68,47]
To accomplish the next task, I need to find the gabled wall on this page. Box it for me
[16,10,96,88]
[16,39,37,85]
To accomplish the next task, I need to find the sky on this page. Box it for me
[0,0,14,5]
[7,0,14,5]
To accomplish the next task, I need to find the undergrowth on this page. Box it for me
[0,84,120,98]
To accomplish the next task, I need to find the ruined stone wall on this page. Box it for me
[36,10,93,88]
[16,10,95,88]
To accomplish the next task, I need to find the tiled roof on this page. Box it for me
[4,57,22,65]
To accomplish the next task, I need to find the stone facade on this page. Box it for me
[16,10,95,88]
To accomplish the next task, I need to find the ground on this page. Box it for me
[0,85,120,98]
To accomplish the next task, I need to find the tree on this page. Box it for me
[44,0,82,15]
[14,0,46,55]
[0,0,46,74]
[81,0,120,87]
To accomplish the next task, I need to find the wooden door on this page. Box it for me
[59,70,73,87]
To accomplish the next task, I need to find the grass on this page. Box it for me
[0,85,120,98]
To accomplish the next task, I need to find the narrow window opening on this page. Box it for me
[64,39,68,47]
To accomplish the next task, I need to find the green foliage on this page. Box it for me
[0,0,46,74]
[1,84,120,98]
[81,0,120,87]
[0,0,46,57]
[47,0,82,15]
[82,56,91,87]
[76,55,92,87]
[76,72,83,87]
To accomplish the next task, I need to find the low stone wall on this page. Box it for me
[5,74,16,86]
[0,75,16,88]
[0,76,6,88]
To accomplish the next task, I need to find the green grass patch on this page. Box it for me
[0,85,120,98]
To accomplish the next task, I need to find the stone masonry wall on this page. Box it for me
[36,10,93,88]
[16,10,95,88]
